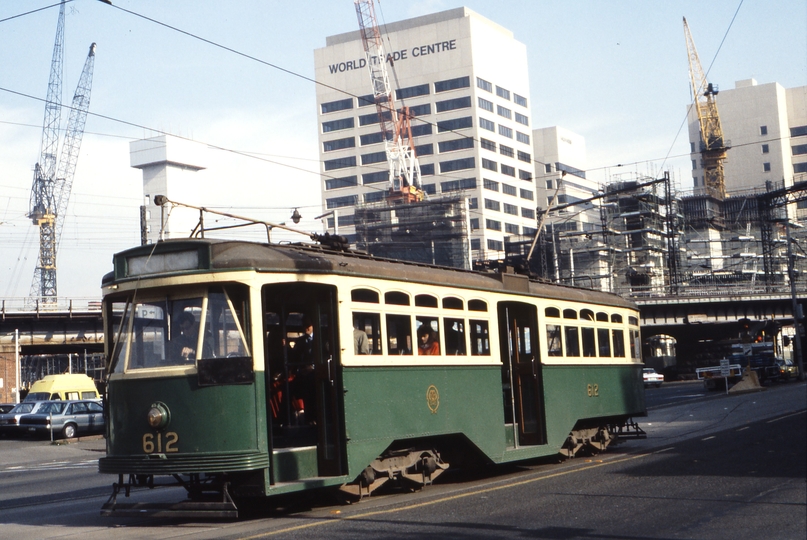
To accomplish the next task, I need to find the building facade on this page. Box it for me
[688,79,807,198]
[314,8,537,260]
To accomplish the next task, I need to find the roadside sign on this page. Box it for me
[720,358,731,378]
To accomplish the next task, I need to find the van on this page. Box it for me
[24,374,100,401]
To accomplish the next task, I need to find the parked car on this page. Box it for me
[0,404,15,414]
[643,367,664,388]
[18,400,104,439]
[0,401,47,436]
[776,358,799,381]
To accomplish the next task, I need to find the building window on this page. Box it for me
[436,96,472,113]
[520,188,534,200]
[477,77,492,92]
[363,171,388,185]
[502,184,516,196]
[435,76,470,93]
[322,117,354,133]
[762,144,770,154]
[321,98,353,114]
[501,164,515,177]
[323,137,356,152]
[395,83,430,99]
[486,219,502,231]
[360,132,390,146]
[422,183,437,195]
[503,203,518,216]
[792,144,807,156]
[326,194,358,209]
[439,157,475,173]
[420,163,435,176]
[438,137,474,153]
[497,105,511,119]
[545,164,553,174]
[523,226,536,236]
[760,125,768,136]
[361,151,387,165]
[325,175,358,190]
[791,125,807,137]
[517,151,531,163]
[412,124,433,137]
[484,198,500,211]
[795,163,807,174]
[484,178,500,191]
[690,142,696,152]
[437,116,473,132]
[478,97,494,112]
[468,197,478,209]
[482,158,498,172]
[487,239,504,251]
[516,131,530,145]
[521,207,535,219]
[408,103,431,116]
[546,180,553,189]
[470,238,481,250]
[357,94,374,107]
[499,125,513,138]
[505,223,519,234]
[692,159,697,170]
[359,111,391,126]
[364,191,386,203]
[518,169,532,181]
[324,156,357,171]
[415,143,434,156]
[480,117,495,132]
[515,112,529,126]
[470,218,480,230]
[763,162,771,172]
[499,144,514,158]
[495,86,510,100]
[441,178,477,192]
[481,138,496,152]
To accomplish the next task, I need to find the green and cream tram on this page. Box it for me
[99,237,645,516]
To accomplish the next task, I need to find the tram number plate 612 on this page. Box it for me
[143,432,179,454]
[587,384,599,397]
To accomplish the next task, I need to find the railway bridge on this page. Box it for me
[636,289,805,377]
[0,298,104,403]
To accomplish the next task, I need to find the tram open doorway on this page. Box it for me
[498,302,548,447]
[262,283,344,480]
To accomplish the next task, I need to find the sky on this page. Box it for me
[0,0,804,300]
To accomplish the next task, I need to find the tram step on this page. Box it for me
[100,501,238,519]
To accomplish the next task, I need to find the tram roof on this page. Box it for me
[106,238,636,310]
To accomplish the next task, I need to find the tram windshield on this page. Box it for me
[108,285,250,373]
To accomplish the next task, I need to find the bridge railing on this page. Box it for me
[0,297,103,315]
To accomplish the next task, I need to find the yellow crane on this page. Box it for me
[683,17,729,200]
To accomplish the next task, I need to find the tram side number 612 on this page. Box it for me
[143,432,179,454]
[587,384,599,397]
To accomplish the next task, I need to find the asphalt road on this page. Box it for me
[0,381,804,539]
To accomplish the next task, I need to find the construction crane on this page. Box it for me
[28,0,96,305]
[683,17,729,200]
[354,0,423,203]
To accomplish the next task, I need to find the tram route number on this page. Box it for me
[587,384,599,397]
[143,432,179,454]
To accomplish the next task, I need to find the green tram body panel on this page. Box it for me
[100,375,269,475]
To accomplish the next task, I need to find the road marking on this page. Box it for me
[736,426,749,431]
[238,453,650,539]
[701,436,716,441]
[766,409,806,423]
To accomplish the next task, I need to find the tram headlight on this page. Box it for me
[147,402,170,429]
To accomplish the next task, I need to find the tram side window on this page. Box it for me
[581,327,596,357]
[205,288,250,359]
[629,329,640,359]
[470,319,490,355]
[386,314,413,355]
[546,324,562,356]
[565,326,580,357]
[443,318,466,355]
[597,328,611,357]
[416,316,440,355]
[353,312,382,354]
[612,329,626,357]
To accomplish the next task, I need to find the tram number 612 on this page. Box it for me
[143,432,179,454]
[587,384,599,397]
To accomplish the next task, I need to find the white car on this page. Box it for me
[643,368,664,388]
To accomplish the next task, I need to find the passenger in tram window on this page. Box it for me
[353,326,370,354]
[418,328,440,355]
[291,318,316,423]
[173,311,199,362]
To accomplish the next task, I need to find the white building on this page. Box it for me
[688,79,807,197]
[313,7,537,259]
